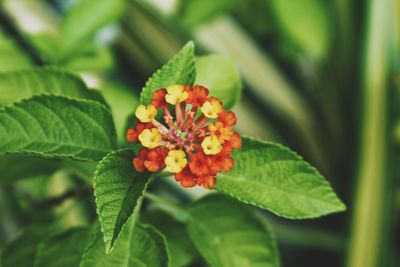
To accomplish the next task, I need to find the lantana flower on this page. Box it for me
[126,84,241,189]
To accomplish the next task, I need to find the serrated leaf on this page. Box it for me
[195,55,242,109]
[215,137,346,219]
[140,42,196,104]
[34,228,91,267]
[270,0,332,60]
[0,95,116,161]
[186,194,279,267]
[94,150,151,252]
[0,67,105,106]
[80,221,169,267]
[61,0,125,56]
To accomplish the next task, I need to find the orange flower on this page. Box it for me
[151,89,168,109]
[189,152,212,176]
[133,147,167,173]
[126,122,153,143]
[197,176,216,189]
[185,85,209,107]
[222,132,242,154]
[218,111,237,127]
[127,85,241,189]
[175,165,197,188]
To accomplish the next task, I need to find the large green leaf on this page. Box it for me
[61,0,125,56]
[94,150,151,252]
[186,194,279,267]
[195,55,242,109]
[34,228,91,267]
[80,222,169,267]
[269,0,332,60]
[0,95,116,161]
[0,68,105,106]
[215,137,346,219]
[140,41,196,104]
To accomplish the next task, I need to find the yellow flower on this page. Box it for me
[201,99,222,118]
[165,150,187,173]
[165,85,188,105]
[201,136,223,155]
[135,104,157,122]
[138,128,162,148]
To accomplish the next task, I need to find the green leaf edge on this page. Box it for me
[93,149,152,253]
[139,41,196,104]
[0,93,117,161]
[215,136,347,219]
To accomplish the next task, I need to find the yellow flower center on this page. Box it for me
[165,150,187,173]
[135,104,157,122]
[138,128,162,148]
[201,136,223,155]
[165,85,188,105]
[201,100,222,119]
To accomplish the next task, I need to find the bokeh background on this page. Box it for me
[0,0,399,267]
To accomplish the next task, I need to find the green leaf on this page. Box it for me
[195,55,242,109]
[142,210,198,267]
[0,94,117,161]
[61,0,125,56]
[80,222,170,267]
[186,194,279,267]
[1,226,55,267]
[215,137,346,219]
[269,0,332,60]
[0,155,60,184]
[34,228,91,267]
[94,150,151,252]
[140,41,196,104]
[0,67,106,107]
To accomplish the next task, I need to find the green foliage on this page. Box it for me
[34,228,91,267]
[60,0,125,56]
[0,155,59,184]
[80,222,169,267]
[269,0,332,60]
[0,31,32,71]
[1,227,54,267]
[215,137,346,219]
[195,55,242,109]
[0,68,105,106]
[94,150,151,252]
[142,210,199,267]
[140,41,196,104]
[179,0,237,28]
[186,194,279,267]
[0,95,116,161]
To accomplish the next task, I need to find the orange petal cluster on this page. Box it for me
[126,84,241,189]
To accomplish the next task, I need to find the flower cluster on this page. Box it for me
[126,85,241,188]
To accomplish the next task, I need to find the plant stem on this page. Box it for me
[346,0,393,266]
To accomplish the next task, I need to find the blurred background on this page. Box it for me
[0,0,399,267]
